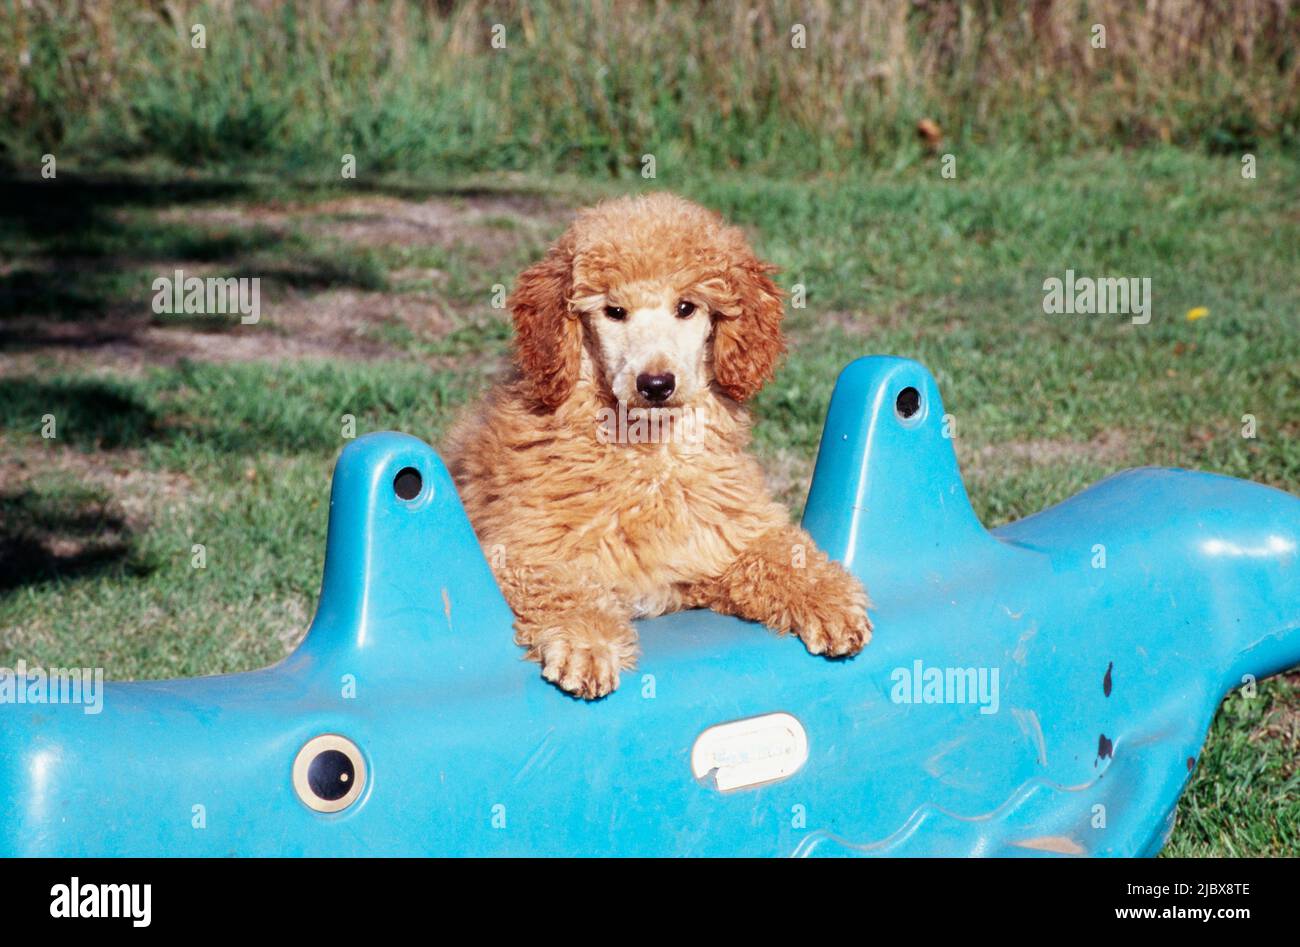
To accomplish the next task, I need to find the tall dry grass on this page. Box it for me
[1,0,1296,174]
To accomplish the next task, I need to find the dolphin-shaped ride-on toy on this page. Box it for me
[2,356,1298,857]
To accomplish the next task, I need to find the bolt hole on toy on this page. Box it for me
[895,386,922,421]
[393,467,424,502]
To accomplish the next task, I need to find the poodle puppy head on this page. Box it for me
[509,192,785,410]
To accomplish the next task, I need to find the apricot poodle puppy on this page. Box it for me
[446,192,871,698]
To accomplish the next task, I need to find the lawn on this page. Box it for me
[1,147,1297,854]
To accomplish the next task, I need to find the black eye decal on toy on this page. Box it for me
[293,734,367,813]
[308,750,354,801]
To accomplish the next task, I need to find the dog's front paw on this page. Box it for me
[797,570,873,658]
[538,633,627,700]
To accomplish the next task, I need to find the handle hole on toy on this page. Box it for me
[293,734,367,814]
[393,467,423,501]
[895,386,921,420]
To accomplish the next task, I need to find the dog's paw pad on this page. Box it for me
[540,638,621,699]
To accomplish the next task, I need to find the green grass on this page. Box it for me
[4,2,1297,177]
[1165,675,1300,856]
[0,146,1297,853]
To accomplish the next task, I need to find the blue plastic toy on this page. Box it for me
[2,356,1298,856]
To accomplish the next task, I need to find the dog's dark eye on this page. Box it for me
[604,306,627,321]
[676,300,697,318]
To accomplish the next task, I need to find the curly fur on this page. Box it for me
[446,192,871,698]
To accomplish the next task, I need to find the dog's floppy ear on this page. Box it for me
[712,256,786,402]
[510,234,581,409]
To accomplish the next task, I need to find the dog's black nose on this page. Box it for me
[636,372,676,403]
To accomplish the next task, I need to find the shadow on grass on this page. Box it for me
[343,177,564,210]
[0,487,152,595]
[0,270,108,321]
[0,170,552,339]
[0,173,387,346]
[0,362,456,456]
[0,374,293,454]
[0,378,159,449]
[0,170,539,599]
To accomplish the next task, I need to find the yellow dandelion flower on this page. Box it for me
[1186,307,1209,321]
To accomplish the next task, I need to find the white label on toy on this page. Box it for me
[691,712,809,792]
